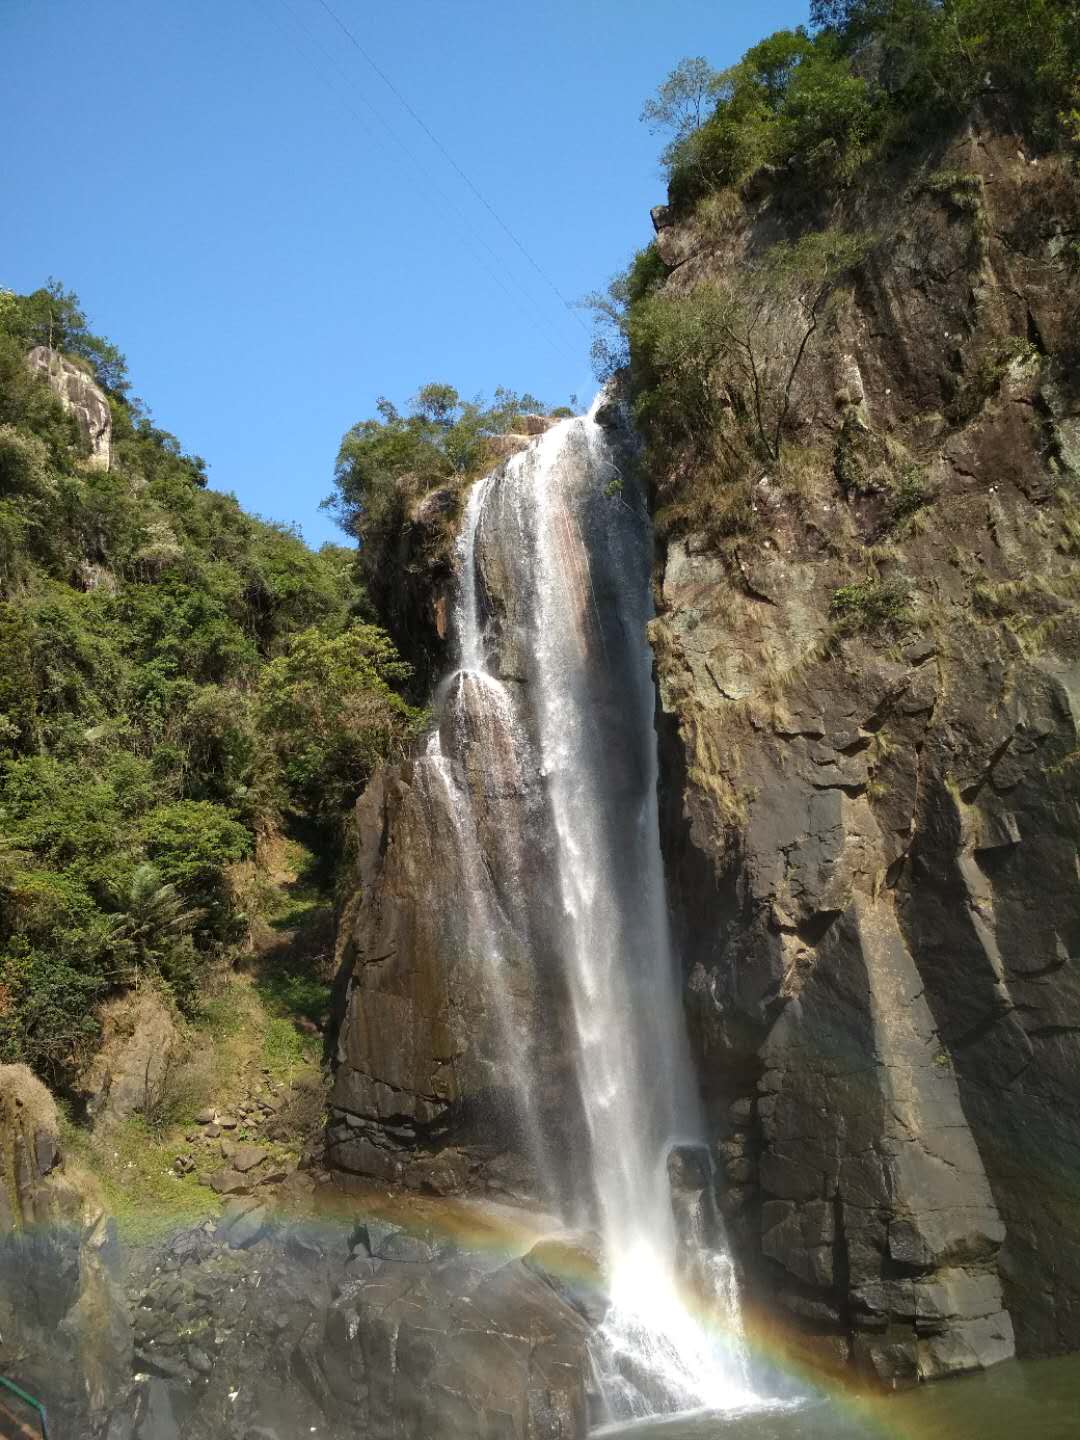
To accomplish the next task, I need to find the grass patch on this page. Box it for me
[65,971,322,1241]
[262,1014,319,1077]
[65,1113,218,1243]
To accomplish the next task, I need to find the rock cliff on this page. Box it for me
[26,344,112,468]
[324,108,1080,1392]
[647,110,1080,1381]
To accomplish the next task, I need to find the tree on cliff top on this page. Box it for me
[324,383,547,593]
[0,281,130,395]
[648,1,1079,209]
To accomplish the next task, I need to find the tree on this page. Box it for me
[323,384,547,583]
[583,246,669,382]
[260,622,420,826]
[641,57,723,143]
[0,281,129,394]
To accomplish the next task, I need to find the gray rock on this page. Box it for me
[230,1145,268,1173]
[228,1204,269,1249]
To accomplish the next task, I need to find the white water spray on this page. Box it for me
[427,402,760,1422]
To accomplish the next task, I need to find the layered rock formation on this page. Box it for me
[648,112,1080,1380]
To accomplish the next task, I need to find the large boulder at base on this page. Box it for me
[313,1254,591,1439]
[26,344,112,468]
[120,1219,593,1440]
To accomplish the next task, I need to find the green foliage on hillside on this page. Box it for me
[591,0,1079,547]
[646,0,1079,210]
[325,383,552,593]
[0,285,417,1084]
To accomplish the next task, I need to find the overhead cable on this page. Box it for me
[313,0,592,335]
[267,0,585,368]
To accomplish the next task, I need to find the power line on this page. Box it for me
[266,0,585,370]
[312,0,592,335]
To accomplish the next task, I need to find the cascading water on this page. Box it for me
[426,400,761,1424]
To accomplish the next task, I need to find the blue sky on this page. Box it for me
[3,0,806,545]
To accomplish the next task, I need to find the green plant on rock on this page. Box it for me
[919,168,983,213]
[946,335,1039,426]
[627,229,871,540]
[830,577,914,633]
[889,463,932,525]
[108,863,205,986]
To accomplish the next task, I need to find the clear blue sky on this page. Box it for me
[3,0,806,545]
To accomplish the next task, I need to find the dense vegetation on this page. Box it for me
[588,0,1080,544]
[0,283,418,1084]
[648,0,1079,210]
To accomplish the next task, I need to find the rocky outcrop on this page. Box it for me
[81,990,181,1132]
[327,701,569,1200]
[0,1065,131,1433]
[106,1210,592,1440]
[648,112,1080,1380]
[26,344,112,468]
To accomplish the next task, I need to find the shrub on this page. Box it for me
[830,577,913,632]
[140,800,251,935]
[625,229,871,538]
[260,623,421,828]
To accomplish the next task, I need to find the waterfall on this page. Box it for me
[427,400,758,1422]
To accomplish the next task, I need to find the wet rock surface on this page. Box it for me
[0,1065,131,1434]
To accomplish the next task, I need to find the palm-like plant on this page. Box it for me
[111,863,204,981]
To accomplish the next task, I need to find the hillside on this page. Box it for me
[0,283,423,1145]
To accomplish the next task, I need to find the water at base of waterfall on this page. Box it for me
[597,1355,1080,1440]
[427,398,779,1426]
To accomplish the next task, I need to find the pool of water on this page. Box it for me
[597,1355,1080,1440]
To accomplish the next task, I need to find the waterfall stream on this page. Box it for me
[426,401,760,1423]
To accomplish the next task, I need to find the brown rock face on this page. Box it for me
[327,739,570,1199]
[25,345,112,468]
[648,112,1080,1379]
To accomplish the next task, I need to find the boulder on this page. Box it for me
[517,414,559,436]
[81,991,180,1132]
[482,432,531,462]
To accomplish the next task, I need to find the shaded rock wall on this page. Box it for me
[648,113,1080,1380]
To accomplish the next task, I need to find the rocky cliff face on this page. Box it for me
[26,344,112,468]
[648,111,1080,1382]
[325,109,1080,1392]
